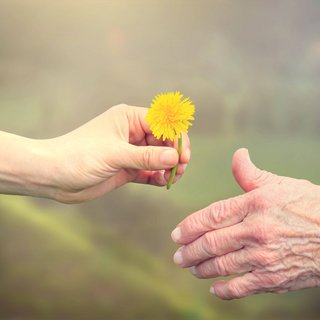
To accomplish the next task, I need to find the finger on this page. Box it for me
[164,164,188,181]
[211,272,260,300]
[112,105,152,145]
[126,106,152,136]
[287,277,320,292]
[180,147,191,164]
[176,133,191,164]
[171,193,251,244]
[115,144,178,171]
[145,134,191,167]
[131,106,191,162]
[131,170,168,186]
[191,249,252,279]
[164,132,190,149]
[173,223,247,267]
[146,134,167,147]
[232,148,285,192]
[162,133,191,163]
[163,134,191,183]
[176,163,188,175]
[133,107,191,166]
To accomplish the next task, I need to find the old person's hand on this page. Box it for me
[172,148,320,299]
[0,105,190,203]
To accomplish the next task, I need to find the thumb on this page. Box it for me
[232,148,283,192]
[116,144,179,171]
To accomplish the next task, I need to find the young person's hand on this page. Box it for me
[0,104,191,203]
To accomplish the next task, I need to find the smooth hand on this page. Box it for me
[171,148,320,299]
[0,105,190,203]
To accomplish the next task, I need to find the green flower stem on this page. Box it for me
[167,135,182,190]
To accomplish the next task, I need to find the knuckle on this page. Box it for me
[206,197,247,228]
[229,197,243,213]
[243,203,279,246]
[253,168,273,187]
[206,200,227,226]
[253,224,268,244]
[202,232,217,257]
[107,104,130,120]
[228,282,245,299]
[111,103,129,111]
[197,262,212,278]
[249,221,273,245]
[214,257,229,276]
[253,272,281,290]
[252,249,273,266]
[143,148,155,169]
[182,243,198,265]
[271,272,289,287]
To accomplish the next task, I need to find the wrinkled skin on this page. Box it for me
[172,148,320,300]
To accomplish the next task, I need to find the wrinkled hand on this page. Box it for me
[171,148,320,300]
[43,104,190,203]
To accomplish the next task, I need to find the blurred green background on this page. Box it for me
[1,0,320,319]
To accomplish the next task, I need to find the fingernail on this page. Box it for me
[173,250,183,265]
[209,286,215,295]
[189,266,198,276]
[171,227,181,242]
[160,149,178,167]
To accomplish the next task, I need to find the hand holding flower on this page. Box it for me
[0,104,191,203]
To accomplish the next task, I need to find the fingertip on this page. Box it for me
[232,147,251,186]
[180,148,191,164]
[182,132,191,148]
[190,266,198,277]
[174,174,182,183]
[164,171,182,183]
[159,149,179,168]
[172,133,191,150]
[173,249,184,266]
[212,278,249,300]
[171,227,181,242]
[211,281,226,299]
[232,148,249,169]
[177,163,187,175]
[186,147,191,161]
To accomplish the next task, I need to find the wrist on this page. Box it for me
[0,132,60,200]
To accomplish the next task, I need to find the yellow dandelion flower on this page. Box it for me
[146,91,195,141]
[146,91,195,190]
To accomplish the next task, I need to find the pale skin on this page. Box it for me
[172,148,320,300]
[0,104,191,203]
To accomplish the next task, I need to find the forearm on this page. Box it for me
[0,131,57,199]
